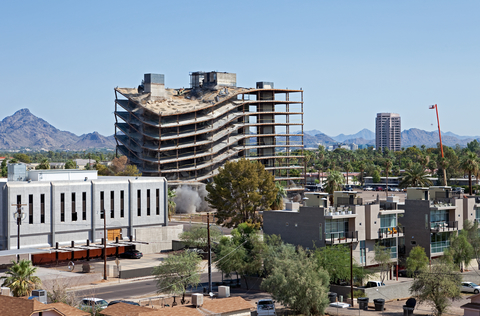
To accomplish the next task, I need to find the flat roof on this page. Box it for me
[0,248,52,257]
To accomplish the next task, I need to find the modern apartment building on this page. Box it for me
[0,164,168,250]
[263,191,404,267]
[114,72,305,191]
[399,186,478,260]
[375,113,401,152]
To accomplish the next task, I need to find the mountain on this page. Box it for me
[342,137,375,145]
[401,128,478,148]
[0,109,115,150]
[304,129,324,136]
[332,129,375,142]
[443,131,480,140]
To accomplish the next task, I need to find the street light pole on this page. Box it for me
[12,202,27,263]
[207,213,212,294]
[104,207,107,280]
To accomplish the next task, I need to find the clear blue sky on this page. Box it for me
[1,1,479,137]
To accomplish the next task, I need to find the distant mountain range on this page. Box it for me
[0,109,478,151]
[0,109,115,150]
[302,128,480,148]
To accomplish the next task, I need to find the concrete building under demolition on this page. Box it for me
[114,72,305,192]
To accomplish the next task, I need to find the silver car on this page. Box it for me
[461,282,480,294]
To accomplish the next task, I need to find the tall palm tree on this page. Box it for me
[384,159,393,200]
[0,260,41,297]
[271,182,287,210]
[461,151,479,195]
[168,188,176,220]
[323,170,345,205]
[399,163,432,188]
[343,162,352,186]
[358,160,366,186]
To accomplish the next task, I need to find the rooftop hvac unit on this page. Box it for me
[218,286,230,298]
[191,293,203,307]
[31,290,47,304]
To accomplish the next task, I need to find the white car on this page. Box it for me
[461,282,480,294]
[256,299,276,316]
[79,298,109,310]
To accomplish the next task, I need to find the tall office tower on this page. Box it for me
[114,72,305,193]
[375,113,401,151]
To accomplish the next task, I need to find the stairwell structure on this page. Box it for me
[114,72,305,192]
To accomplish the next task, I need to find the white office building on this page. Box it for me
[0,164,168,250]
[375,113,401,152]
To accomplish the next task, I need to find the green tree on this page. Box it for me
[167,188,176,221]
[36,158,50,170]
[0,260,42,297]
[461,151,479,195]
[384,159,393,199]
[95,162,112,176]
[206,159,277,228]
[271,182,286,210]
[406,246,429,277]
[463,220,480,269]
[13,153,31,163]
[179,226,222,251]
[410,261,461,316]
[116,164,141,176]
[374,244,392,284]
[153,251,201,304]
[399,162,432,188]
[357,160,366,186]
[1,159,7,177]
[261,246,330,316]
[467,139,480,154]
[343,161,352,185]
[445,230,474,272]
[372,169,381,184]
[315,245,371,285]
[323,170,344,205]
[64,160,76,169]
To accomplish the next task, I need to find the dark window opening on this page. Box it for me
[100,191,104,219]
[156,189,160,215]
[60,193,65,222]
[137,190,141,216]
[72,193,77,222]
[29,194,33,224]
[147,189,150,216]
[120,190,124,218]
[40,194,45,223]
[82,192,87,221]
[110,191,115,218]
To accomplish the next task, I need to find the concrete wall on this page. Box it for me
[1,176,167,250]
[135,225,183,254]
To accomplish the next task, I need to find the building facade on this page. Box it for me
[114,72,305,192]
[263,191,404,267]
[0,165,168,250]
[375,113,401,152]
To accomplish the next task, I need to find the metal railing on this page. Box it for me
[430,221,458,231]
[378,226,404,239]
[325,231,358,244]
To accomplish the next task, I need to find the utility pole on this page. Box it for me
[104,207,107,280]
[207,213,212,294]
[12,202,27,263]
[430,104,447,186]
[350,242,354,307]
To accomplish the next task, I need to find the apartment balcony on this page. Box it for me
[430,221,458,232]
[377,226,404,239]
[325,231,358,244]
[336,197,363,206]
[324,206,357,219]
[429,200,456,210]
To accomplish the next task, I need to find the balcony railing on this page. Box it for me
[378,226,404,239]
[430,221,458,232]
[325,231,358,244]
[336,197,363,206]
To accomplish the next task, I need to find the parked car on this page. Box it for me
[79,298,108,310]
[120,249,143,259]
[108,300,140,307]
[363,186,373,191]
[461,282,480,294]
[365,281,385,288]
[344,186,353,191]
[453,187,465,194]
[375,187,384,191]
[256,299,276,316]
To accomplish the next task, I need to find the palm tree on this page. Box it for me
[358,160,366,186]
[461,151,479,195]
[271,182,287,210]
[168,188,176,221]
[399,163,432,188]
[343,162,352,186]
[384,159,393,200]
[0,260,41,297]
[323,170,345,205]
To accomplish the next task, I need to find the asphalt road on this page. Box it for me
[73,271,225,301]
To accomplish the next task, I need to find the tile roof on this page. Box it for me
[201,296,254,314]
[49,302,91,316]
[100,302,160,316]
[0,295,62,316]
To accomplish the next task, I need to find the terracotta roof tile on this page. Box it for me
[201,296,254,314]
[49,302,91,316]
[100,302,159,316]
[0,295,62,316]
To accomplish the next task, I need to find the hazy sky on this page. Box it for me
[1,1,479,137]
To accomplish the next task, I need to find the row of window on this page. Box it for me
[16,189,161,224]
